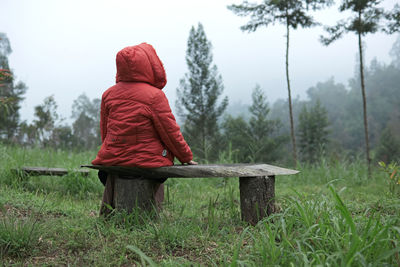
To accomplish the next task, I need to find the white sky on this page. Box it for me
[0,0,398,123]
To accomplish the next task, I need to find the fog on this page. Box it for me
[0,0,397,123]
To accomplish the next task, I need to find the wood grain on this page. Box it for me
[81,163,298,179]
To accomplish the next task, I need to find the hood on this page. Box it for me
[115,43,167,89]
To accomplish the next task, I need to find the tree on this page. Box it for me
[16,121,38,146]
[33,95,60,146]
[176,23,228,162]
[71,93,101,150]
[221,115,250,162]
[320,0,399,176]
[0,33,27,141]
[222,85,286,163]
[16,96,75,149]
[385,4,400,34]
[297,100,329,163]
[228,0,332,165]
[247,85,286,162]
[306,78,350,151]
[375,126,400,164]
[50,125,75,150]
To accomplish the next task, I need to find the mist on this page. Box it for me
[0,0,397,123]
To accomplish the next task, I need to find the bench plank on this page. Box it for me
[81,163,298,178]
[14,167,89,177]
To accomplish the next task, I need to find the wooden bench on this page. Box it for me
[13,166,89,177]
[82,164,298,225]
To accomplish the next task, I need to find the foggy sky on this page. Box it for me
[0,0,398,123]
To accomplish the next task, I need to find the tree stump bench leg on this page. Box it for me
[239,175,275,225]
[100,174,164,216]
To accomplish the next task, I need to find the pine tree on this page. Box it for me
[320,0,399,176]
[221,115,250,162]
[247,85,285,163]
[228,0,332,165]
[176,23,228,162]
[297,100,329,163]
[222,85,286,163]
[0,33,27,141]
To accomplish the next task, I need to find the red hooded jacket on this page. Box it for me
[92,43,193,167]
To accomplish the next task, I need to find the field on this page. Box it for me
[0,144,399,266]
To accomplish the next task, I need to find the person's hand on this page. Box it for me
[186,160,198,165]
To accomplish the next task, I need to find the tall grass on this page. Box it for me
[0,143,399,265]
[0,144,103,198]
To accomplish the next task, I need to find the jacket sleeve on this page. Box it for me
[150,91,193,163]
[100,96,108,143]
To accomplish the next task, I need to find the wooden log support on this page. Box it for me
[83,164,297,224]
[239,176,275,225]
[113,177,157,212]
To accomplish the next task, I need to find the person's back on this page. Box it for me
[92,43,193,168]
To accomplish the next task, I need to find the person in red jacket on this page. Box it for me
[92,43,196,214]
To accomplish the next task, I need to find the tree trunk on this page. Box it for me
[239,176,275,225]
[113,177,158,213]
[285,16,297,165]
[358,14,371,177]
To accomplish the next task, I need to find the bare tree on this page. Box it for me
[321,0,399,177]
[228,0,332,164]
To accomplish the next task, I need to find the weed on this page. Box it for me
[126,245,157,266]
[0,216,42,258]
[0,195,46,259]
[379,161,400,196]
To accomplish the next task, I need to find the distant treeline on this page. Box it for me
[0,31,399,165]
[230,56,400,164]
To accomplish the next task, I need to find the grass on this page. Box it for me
[0,144,399,266]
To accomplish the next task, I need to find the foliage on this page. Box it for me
[0,33,27,141]
[0,68,15,117]
[376,127,400,164]
[320,0,387,45]
[221,116,249,162]
[222,85,286,163]
[379,161,400,197]
[0,68,12,88]
[305,79,350,151]
[33,95,60,145]
[49,125,75,150]
[15,94,101,150]
[248,85,286,162]
[384,4,400,34]
[176,23,228,162]
[228,0,331,32]
[297,100,330,163]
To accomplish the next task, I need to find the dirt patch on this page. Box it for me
[0,204,32,219]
